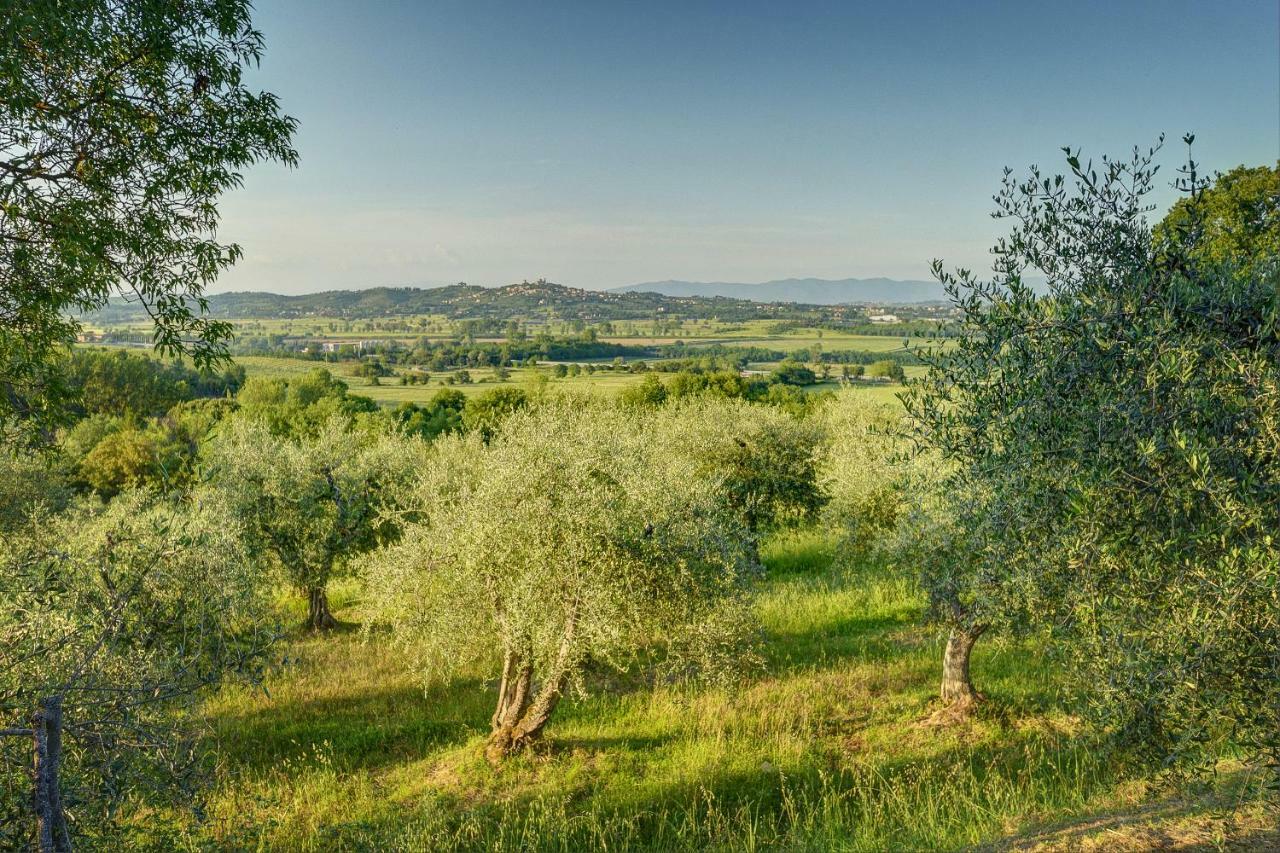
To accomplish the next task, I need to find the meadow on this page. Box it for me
[229,354,918,407]
[162,528,1274,851]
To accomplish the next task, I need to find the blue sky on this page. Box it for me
[216,0,1280,293]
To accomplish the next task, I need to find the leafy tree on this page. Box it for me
[865,360,905,381]
[362,402,758,761]
[770,360,816,386]
[391,389,466,441]
[658,398,827,533]
[64,348,243,419]
[1154,162,1279,279]
[0,0,296,446]
[461,386,528,440]
[235,369,377,437]
[905,137,1280,776]
[820,396,910,552]
[618,373,667,407]
[76,423,162,496]
[206,416,422,631]
[0,489,274,848]
[0,451,70,532]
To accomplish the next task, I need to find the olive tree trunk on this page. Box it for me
[33,696,71,852]
[306,586,337,632]
[486,605,578,763]
[940,625,986,706]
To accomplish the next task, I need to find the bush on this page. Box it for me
[771,360,816,386]
[865,360,904,381]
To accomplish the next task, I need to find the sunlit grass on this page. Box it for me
[131,527,1275,851]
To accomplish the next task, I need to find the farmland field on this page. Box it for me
[228,354,916,406]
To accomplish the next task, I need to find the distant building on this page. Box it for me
[868,314,900,324]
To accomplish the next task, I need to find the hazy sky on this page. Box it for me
[214,0,1280,294]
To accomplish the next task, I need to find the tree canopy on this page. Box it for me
[205,414,424,631]
[0,0,296,446]
[0,489,274,845]
[362,401,760,760]
[905,137,1280,773]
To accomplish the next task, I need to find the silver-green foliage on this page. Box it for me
[204,414,422,627]
[204,414,424,629]
[0,488,273,845]
[818,394,917,553]
[362,400,760,756]
[905,138,1280,773]
[654,397,828,533]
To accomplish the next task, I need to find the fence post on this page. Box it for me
[32,696,70,852]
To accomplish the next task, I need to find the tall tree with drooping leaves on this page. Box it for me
[904,136,1280,776]
[205,415,424,631]
[362,401,760,762]
[0,0,297,447]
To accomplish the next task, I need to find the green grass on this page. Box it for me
[144,530,1273,851]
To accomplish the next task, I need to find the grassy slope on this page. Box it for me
[156,531,1273,852]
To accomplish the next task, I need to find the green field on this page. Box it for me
[232,356,673,404]
[170,529,1272,851]
[228,355,913,407]
[86,315,943,351]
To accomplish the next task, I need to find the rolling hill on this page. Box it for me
[82,281,864,324]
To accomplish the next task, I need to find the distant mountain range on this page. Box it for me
[610,277,946,304]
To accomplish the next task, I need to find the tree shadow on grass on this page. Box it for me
[285,728,1150,852]
[210,677,489,774]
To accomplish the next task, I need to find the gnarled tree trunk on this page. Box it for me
[306,586,337,632]
[940,624,986,706]
[486,604,579,763]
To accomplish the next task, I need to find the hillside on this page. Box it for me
[82,281,870,324]
[611,277,947,304]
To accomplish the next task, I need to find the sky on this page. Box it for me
[214,0,1280,294]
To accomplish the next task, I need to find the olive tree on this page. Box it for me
[818,396,913,552]
[205,415,422,631]
[362,401,759,762]
[0,488,274,849]
[0,0,296,447]
[655,397,827,533]
[905,137,1280,774]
